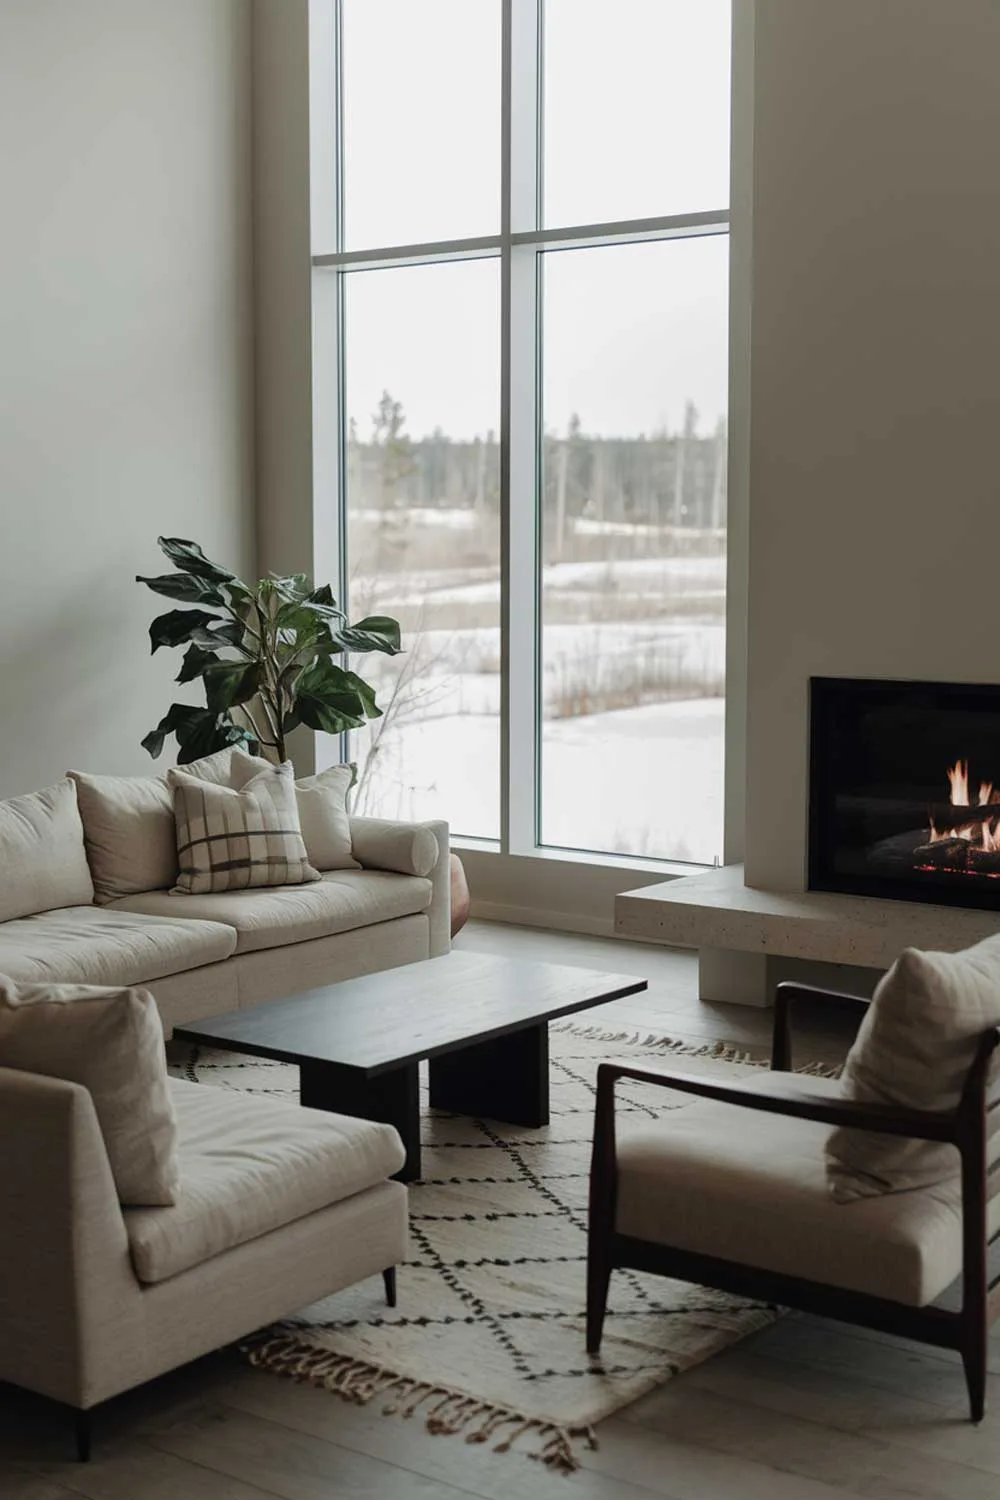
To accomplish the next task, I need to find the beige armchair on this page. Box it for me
[0,1065,408,1459]
[587,982,1000,1419]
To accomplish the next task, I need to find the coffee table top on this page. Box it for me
[174,950,647,1076]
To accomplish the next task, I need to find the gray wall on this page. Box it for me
[0,0,254,798]
[744,0,1000,890]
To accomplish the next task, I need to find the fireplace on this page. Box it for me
[809,677,1000,910]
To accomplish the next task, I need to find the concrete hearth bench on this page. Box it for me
[615,863,1000,1007]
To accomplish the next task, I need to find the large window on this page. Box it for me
[313,0,731,863]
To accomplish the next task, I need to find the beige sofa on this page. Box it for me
[0,1061,408,1452]
[0,771,450,1033]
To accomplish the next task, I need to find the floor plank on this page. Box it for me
[213,1370,680,1500]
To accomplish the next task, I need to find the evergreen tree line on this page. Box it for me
[349,392,728,537]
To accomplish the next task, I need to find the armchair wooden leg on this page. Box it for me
[383,1266,397,1308]
[962,1330,987,1422]
[586,1239,612,1354]
[74,1409,92,1463]
[587,1063,618,1355]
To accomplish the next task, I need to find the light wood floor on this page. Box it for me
[3,920,997,1500]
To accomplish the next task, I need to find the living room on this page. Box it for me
[2,1,999,1496]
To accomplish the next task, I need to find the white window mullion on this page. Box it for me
[501,0,542,854]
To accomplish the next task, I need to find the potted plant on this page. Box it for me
[137,537,400,764]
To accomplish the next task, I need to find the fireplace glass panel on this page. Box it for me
[809,677,1000,911]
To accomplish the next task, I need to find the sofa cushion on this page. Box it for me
[0,977,179,1206]
[68,748,244,903]
[0,780,94,921]
[615,1072,1000,1309]
[125,1077,404,1282]
[110,870,433,955]
[0,906,236,987]
[231,749,360,872]
[827,936,1000,1202]
[169,762,320,894]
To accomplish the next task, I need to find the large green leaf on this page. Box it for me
[136,572,227,607]
[202,659,262,713]
[175,713,255,764]
[157,537,237,583]
[148,609,223,653]
[332,666,382,719]
[175,644,220,684]
[141,703,206,758]
[187,620,247,650]
[337,615,402,655]
[294,657,371,734]
[270,572,311,602]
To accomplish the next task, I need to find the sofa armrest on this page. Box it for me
[349,817,451,957]
[0,1067,143,1408]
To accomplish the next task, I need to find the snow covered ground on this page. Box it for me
[353,695,724,864]
[349,532,726,865]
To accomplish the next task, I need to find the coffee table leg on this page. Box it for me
[428,1022,549,1128]
[300,1060,422,1182]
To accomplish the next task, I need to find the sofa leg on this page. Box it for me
[74,1409,92,1463]
[383,1267,397,1308]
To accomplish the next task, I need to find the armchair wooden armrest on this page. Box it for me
[594,1059,959,1142]
[771,980,872,1071]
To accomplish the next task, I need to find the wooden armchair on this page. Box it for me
[586,982,1000,1418]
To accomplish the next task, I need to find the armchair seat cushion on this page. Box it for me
[615,1073,1000,1308]
[110,871,432,954]
[125,1078,405,1283]
[0,906,236,987]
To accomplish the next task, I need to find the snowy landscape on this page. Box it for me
[346,415,726,866]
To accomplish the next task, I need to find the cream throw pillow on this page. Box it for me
[826,935,1000,1201]
[169,761,320,894]
[0,779,94,921]
[68,747,241,902]
[0,975,179,1206]
[230,749,359,871]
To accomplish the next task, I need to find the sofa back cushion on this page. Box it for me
[231,748,360,871]
[0,779,94,921]
[0,975,179,1205]
[67,747,238,903]
[169,761,321,894]
[826,934,1000,1201]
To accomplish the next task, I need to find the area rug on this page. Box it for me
[167,1025,818,1472]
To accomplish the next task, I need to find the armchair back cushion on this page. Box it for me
[0,779,94,921]
[826,935,1000,1201]
[0,976,179,1205]
[68,748,238,902]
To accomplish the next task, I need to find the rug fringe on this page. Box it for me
[550,1020,839,1077]
[242,1332,596,1473]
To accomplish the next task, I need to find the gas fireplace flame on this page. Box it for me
[928,759,1000,850]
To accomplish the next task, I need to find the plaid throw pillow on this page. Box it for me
[167,762,320,894]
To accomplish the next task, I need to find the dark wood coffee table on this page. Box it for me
[174,950,647,1181]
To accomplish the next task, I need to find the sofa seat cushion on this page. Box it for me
[615,1073,1000,1309]
[125,1078,405,1283]
[110,871,433,955]
[0,906,236,987]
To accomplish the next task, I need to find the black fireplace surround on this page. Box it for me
[809,677,1000,911]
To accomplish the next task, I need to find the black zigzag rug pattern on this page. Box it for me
[167,1024,801,1472]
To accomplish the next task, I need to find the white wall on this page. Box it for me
[0,0,254,798]
[744,0,1000,891]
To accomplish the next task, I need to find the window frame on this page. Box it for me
[309,0,737,867]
